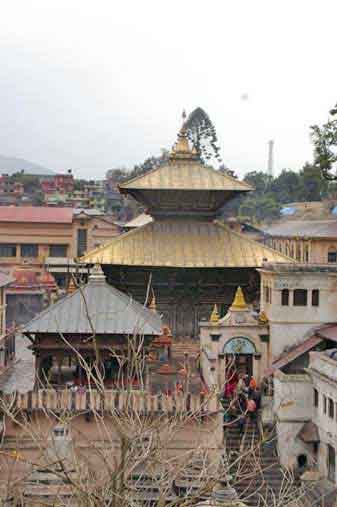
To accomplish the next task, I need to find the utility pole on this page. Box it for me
[267,140,274,178]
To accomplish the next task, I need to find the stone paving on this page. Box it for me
[0,334,35,393]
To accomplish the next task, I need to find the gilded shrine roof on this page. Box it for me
[80,219,293,268]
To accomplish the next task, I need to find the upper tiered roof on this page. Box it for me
[119,123,252,216]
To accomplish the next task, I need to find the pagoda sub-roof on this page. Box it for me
[23,268,162,336]
[118,161,253,192]
[80,219,294,268]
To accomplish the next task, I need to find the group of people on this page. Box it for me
[221,371,261,435]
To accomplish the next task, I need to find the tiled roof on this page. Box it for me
[264,220,337,238]
[119,161,253,192]
[0,206,73,223]
[23,270,162,336]
[80,219,293,268]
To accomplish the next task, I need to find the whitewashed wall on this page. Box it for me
[273,370,313,468]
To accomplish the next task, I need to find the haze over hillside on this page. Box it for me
[0,155,54,176]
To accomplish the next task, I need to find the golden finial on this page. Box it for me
[231,286,247,310]
[258,310,269,325]
[149,292,157,312]
[191,144,199,156]
[170,110,191,157]
[210,304,220,323]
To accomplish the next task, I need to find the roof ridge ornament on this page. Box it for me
[88,264,106,283]
[210,303,220,323]
[149,291,157,312]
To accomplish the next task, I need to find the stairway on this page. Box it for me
[225,417,292,506]
[299,480,337,507]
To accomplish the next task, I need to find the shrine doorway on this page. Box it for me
[223,336,256,379]
[225,354,253,378]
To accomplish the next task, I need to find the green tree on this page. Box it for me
[243,171,272,195]
[299,163,329,201]
[311,102,337,180]
[270,170,301,204]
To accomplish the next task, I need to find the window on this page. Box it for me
[312,289,319,307]
[49,245,67,257]
[77,228,88,257]
[328,250,337,263]
[304,243,310,263]
[281,289,289,306]
[0,244,16,257]
[314,388,319,408]
[323,395,327,414]
[21,244,38,258]
[293,289,307,306]
[329,398,334,419]
[328,444,336,483]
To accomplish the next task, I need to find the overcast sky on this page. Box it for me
[0,1,336,179]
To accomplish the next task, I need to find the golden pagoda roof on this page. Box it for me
[119,161,253,192]
[80,219,294,268]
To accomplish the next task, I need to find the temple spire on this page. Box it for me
[170,110,191,157]
[231,287,247,310]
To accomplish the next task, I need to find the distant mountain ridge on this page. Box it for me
[0,155,54,175]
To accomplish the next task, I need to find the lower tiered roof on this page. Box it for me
[80,219,293,268]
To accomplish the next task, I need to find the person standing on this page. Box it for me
[249,376,257,397]
[252,387,261,410]
[246,397,257,421]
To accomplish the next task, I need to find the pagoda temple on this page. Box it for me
[81,120,290,338]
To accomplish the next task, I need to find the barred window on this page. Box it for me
[294,289,307,306]
[21,244,38,258]
[281,289,289,306]
[0,244,16,257]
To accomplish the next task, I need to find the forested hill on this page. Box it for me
[0,155,54,175]
[221,164,337,223]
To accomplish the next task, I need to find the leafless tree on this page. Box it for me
[0,275,320,507]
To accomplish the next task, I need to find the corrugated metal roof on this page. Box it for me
[80,219,293,268]
[316,324,337,342]
[264,220,337,238]
[0,271,14,288]
[265,335,322,376]
[119,161,253,192]
[0,206,73,224]
[23,271,162,335]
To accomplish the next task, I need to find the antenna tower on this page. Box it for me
[267,140,274,178]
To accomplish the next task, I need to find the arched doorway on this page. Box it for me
[328,444,336,483]
[223,337,257,378]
